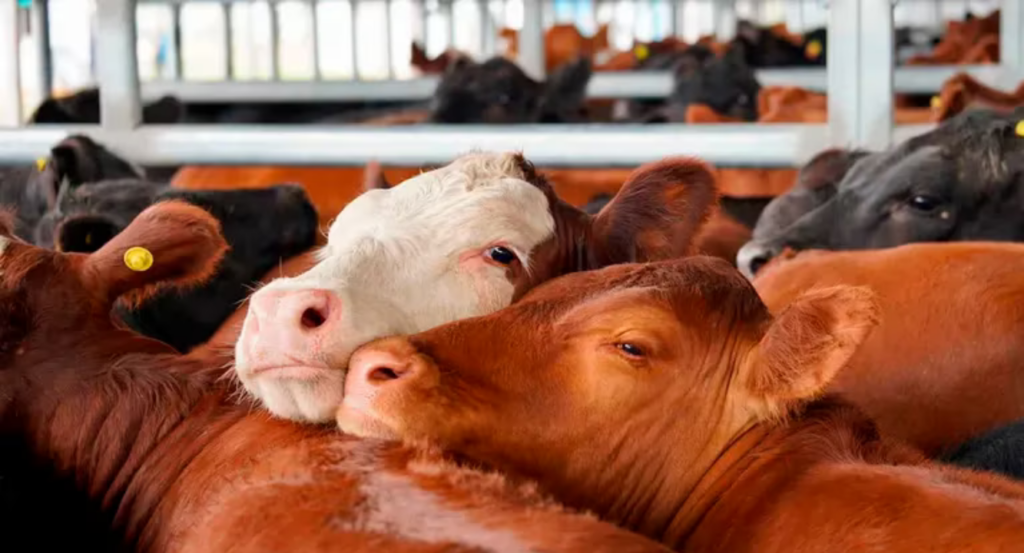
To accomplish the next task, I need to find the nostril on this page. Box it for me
[301,307,327,329]
[368,366,403,382]
[749,255,770,275]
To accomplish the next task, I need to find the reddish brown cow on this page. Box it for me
[340,257,1024,553]
[0,201,670,553]
[751,242,1024,454]
[500,23,610,74]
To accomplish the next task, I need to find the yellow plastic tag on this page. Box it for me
[634,44,650,60]
[35,158,47,171]
[123,246,154,272]
[1016,120,1024,137]
[930,96,942,109]
[805,40,822,59]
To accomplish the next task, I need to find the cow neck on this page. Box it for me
[20,333,238,544]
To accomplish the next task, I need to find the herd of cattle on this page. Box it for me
[6,8,1024,553]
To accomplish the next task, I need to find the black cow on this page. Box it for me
[30,88,185,125]
[37,180,318,351]
[732,20,822,68]
[429,56,592,123]
[640,45,761,123]
[737,109,1024,277]
[0,135,144,240]
[944,418,1024,481]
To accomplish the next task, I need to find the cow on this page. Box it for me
[750,241,1024,454]
[429,56,593,123]
[0,135,145,240]
[34,179,318,352]
[339,256,1024,553]
[499,23,610,75]
[29,87,185,124]
[0,201,670,553]
[233,151,718,422]
[737,108,1024,278]
[640,45,760,123]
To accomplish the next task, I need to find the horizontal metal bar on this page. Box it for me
[0,124,837,167]
[141,65,1012,104]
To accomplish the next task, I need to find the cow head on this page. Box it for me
[737,148,872,277]
[35,180,318,351]
[338,259,878,531]
[737,109,1024,278]
[235,152,718,422]
[647,46,760,123]
[429,57,592,123]
[0,202,226,392]
[30,88,185,125]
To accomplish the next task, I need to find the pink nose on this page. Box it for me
[345,339,424,399]
[240,288,342,369]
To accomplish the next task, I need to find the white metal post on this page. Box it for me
[222,1,234,79]
[441,0,454,50]
[349,0,360,80]
[311,0,322,79]
[383,0,392,79]
[1000,0,1023,88]
[95,0,142,130]
[171,2,183,79]
[31,0,51,97]
[519,0,545,80]
[827,0,894,150]
[479,0,495,58]
[269,0,280,79]
[712,0,736,42]
[0,0,20,126]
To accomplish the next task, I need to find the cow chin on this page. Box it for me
[249,371,347,422]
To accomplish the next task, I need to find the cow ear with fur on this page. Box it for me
[362,161,392,191]
[796,148,871,191]
[540,57,592,122]
[742,286,879,419]
[589,157,717,265]
[142,95,185,124]
[82,201,228,307]
[29,97,75,124]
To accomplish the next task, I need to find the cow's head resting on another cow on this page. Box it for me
[339,258,878,527]
[429,57,592,124]
[234,151,719,422]
[0,201,227,412]
[738,109,1024,278]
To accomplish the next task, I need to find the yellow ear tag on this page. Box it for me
[84,233,92,246]
[931,96,942,109]
[124,247,154,272]
[634,44,650,60]
[1016,120,1024,137]
[805,40,822,59]
[35,158,47,171]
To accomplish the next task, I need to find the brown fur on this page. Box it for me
[754,242,1024,454]
[341,255,1024,553]
[0,205,669,552]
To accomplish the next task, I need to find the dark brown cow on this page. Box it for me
[0,201,669,553]
[340,257,1024,553]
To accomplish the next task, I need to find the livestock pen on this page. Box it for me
[4,1,1024,552]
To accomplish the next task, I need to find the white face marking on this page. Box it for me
[0,235,9,256]
[235,152,557,421]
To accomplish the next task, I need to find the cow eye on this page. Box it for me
[907,194,942,213]
[486,246,517,265]
[496,93,511,105]
[616,343,645,358]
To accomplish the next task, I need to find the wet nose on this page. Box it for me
[238,288,342,368]
[345,338,427,397]
[736,241,780,280]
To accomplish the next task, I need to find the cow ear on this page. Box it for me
[55,214,121,253]
[589,157,717,265]
[29,97,74,124]
[363,161,391,191]
[797,148,870,191]
[742,286,878,419]
[541,57,592,121]
[82,201,228,307]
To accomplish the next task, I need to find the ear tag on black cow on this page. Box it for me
[1016,121,1024,137]
[931,96,942,110]
[634,44,650,61]
[35,158,47,172]
[805,40,822,60]
[84,234,92,246]
[940,211,951,220]
[124,247,154,272]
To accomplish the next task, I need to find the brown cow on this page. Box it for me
[0,201,670,553]
[340,256,1024,553]
[751,242,1024,454]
